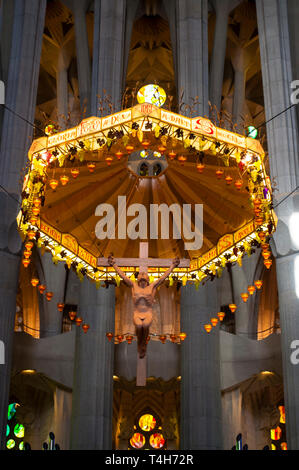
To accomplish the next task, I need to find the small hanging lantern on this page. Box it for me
[49,179,59,190]
[261,243,269,252]
[23,250,32,259]
[71,168,80,179]
[204,324,212,333]
[87,162,96,173]
[170,334,177,343]
[142,141,150,150]
[215,169,224,179]
[217,312,225,321]
[158,145,166,154]
[264,259,272,269]
[234,180,243,190]
[241,293,249,303]
[33,198,41,208]
[22,259,30,268]
[57,303,65,312]
[178,155,187,166]
[211,318,218,327]
[126,335,133,344]
[258,231,266,241]
[229,303,237,313]
[106,332,114,342]
[38,284,46,294]
[75,317,83,326]
[32,207,40,217]
[69,311,76,321]
[248,285,256,295]
[168,150,176,160]
[159,335,167,344]
[262,251,271,260]
[25,241,33,251]
[29,216,38,225]
[225,175,233,185]
[45,292,53,301]
[126,145,134,154]
[27,230,36,240]
[254,280,263,289]
[31,278,39,287]
[82,324,90,334]
[196,163,205,173]
[115,151,124,160]
[255,217,264,225]
[253,198,262,208]
[60,175,69,186]
[179,332,187,342]
[105,155,113,166]
[117,335,124,343]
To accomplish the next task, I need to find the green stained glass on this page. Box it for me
[6,424,10,437]
[247,125,258,139]
[6,439,15,449]
[7,403,17,421]
[14,423,25,439]
[19,442,25,451]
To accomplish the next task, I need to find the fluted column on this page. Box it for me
[91,0,126,115]
[256,0,299,448]
[0,0,46,450]
[176,0,209,116]
[180,283,222,449]
[70,280,115,449]
[56,45,72,130]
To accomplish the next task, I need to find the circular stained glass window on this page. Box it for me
[6,439,16,450]
[139,414,156,432]
[19,441,25,451]
[130,433,145,449]
[14,423,25,439]
[137,85,166,108]
[140,150,149,159]
[150,433,165,449]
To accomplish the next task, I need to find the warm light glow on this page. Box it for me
[130,433,145,449]
[137,84,166,107]
[139,414,156,432]
[21,369,36,374]
[290,213,299,249]
[149,433,165,449]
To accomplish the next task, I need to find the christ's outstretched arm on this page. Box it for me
[153,257,180,288]
[108,255,134,288]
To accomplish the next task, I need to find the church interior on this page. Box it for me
[0,0,298,451]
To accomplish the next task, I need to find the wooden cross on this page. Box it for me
[98,242,190,387]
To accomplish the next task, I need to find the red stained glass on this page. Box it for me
[130,433,145,449]
[149,433,165,449]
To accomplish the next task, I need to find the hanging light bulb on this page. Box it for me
[57,303,65,312]
[254,280,263,289]
[234,180,243,190]
[264,259,272,269]
[38,284,46,294]
[31,278,39,287]
[248,285,256,295]
[71,168,80,179]
[105,155,113,166]
[75,317,83,326]
[45,292,53,301]
[211,318,218,327]
[179,332,187,341]
[82,324,90,333]
[241,293,249,302]
[225,175,233,185]
[217,312,225,321]
[60,175,69,186]
[49,179,59,190]
[229,303,237,313]
[69,311,77,321]
[204,324,212,333]
[115,151,124,160]
[87,162,96,173]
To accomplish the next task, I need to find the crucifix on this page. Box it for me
[98,242,189,386]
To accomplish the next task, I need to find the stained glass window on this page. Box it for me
[14,423,25,439]
[6,439,16,449]
[129,411,166,450]
[130,433,145,449]
[139,414,156,432]
[137,85,166,108]
[149,433,165,449]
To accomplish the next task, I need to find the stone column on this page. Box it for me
[91,0,126,115]
[70,279,115,449]
[37,252,67,337]
[0,0,46,449]
[256,0,299,449]
[180,283,222,449]
[56,45,72,130]
[209,0,239,113]
[72,0,91,116]
[176,0,209,116]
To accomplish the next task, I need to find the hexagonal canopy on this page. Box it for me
[18,103,276,282]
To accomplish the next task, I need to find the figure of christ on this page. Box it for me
[108,255,180,358]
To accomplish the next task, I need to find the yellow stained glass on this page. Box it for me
[130,433,145,449]
[270,426,282,441]
[149,433,165,449]
[139,414,156,432]
[281,442,287,450]
[137,85,166,108]
[279,405,285,424]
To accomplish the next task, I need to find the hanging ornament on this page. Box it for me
[31,278,39,287]
[69,311,76,321]
[168,150,176,161]
[106,332,114,342]
[29,216,38,225]
[204,324,212,333]
[229,303,237,313]
[248,285,256,295]
[75,317,83,326]
[57,303,65,312]
[241,293,249,303]
[32,207,40,216]
[262,251,271,260]
[142,141,150,150]
[179,332,187,342]
[49,179,59,190]
[87,162,96,173]
[82,324,90,334]
[264,259,272,269]
[71,168,80,179]
[254,280,263,289]
[234,180,243,190]
[117,335,124,343]
[45,292,53,301]
[33,198,41,208]
[60,175,69,186]
[23,250,32,259]
[170,334,177,343]
[38,284,46,294]
[105,156,113,166]
[225,175,233,185]
[126,145,134,154]
[178,155,187,166]
[27,230,36,240]
[217,312,225,321]
[126,335,133,344]
[22,259,30,268]
[211,318,218,327]
[159,335,167,344]
[115,151,124,160]
[215,169,224,179]
[196,163,205,173]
